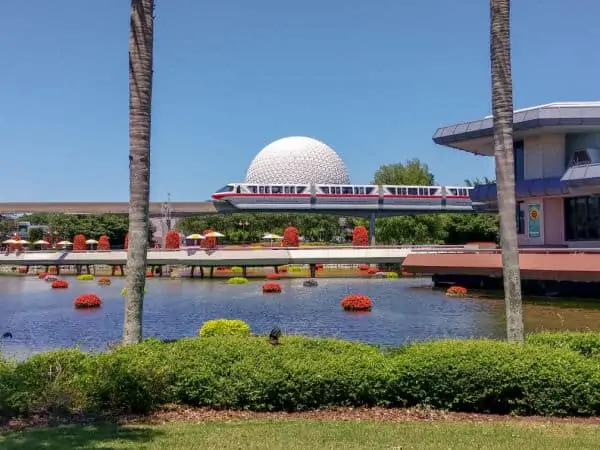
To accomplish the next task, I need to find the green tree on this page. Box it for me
[491,0,524,342]
[373,159,435,185]
[124,0,154,345]
[27,227,45,242]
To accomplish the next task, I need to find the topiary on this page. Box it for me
[165,230,180,250]
[227,277,248,285]
[76,274,94,281]
[341,294,372,312]
[73,234,86,251]
[352,226,369,246]
[282,226,299,247]
[201,229,217,249]
[73,294,102,309]
[51,279,69,289]
[199,319,251,337]
[262,282,282,293]
[386,272,399,278]
[231,266,243,273]
[97,235,110,251]
[98,278,111,285]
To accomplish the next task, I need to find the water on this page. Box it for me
[1,276,600,358]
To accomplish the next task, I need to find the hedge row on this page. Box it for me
[1,334,600,419]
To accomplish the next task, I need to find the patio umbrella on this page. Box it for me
[18,240,30,245]
[2,239,18,244]
[204,231,225,238]
[262,233,282,240]
[85,239,98,244]
[57,240,73,246]
[185,234,205,240]
[33,240,50,245]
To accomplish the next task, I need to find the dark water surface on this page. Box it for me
[1,276,600,358]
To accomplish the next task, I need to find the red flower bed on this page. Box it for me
[282,226,299,247]
[358,264,370,271]
[73,294,102,309]
[215,267,229,272]
[38,272,48,279]
[340,294,372,312]
[97,235,110,251]
[367,267,378,275]
[352,226,369,246]
[98,277,111,285]
[124,233,129,249]
[266,273,280,280]
[51,280,69,289]
[316,264,324,270]
[165,230,180,249]
[73,234,87,251]
[263,282,282,293]
[201,229,217,249]
[446,286,468,297]
[278,266,288,273]
[146,270,154,278]
[17,267,27,274]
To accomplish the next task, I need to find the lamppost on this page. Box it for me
[161,193,172,248]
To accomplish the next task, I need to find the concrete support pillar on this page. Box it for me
[190,266,195,278]
[369,213,376,246]
[242,266,248,277]
[309,264,316,278]
[209,267,214,278]
[55,265,61,276]
[199,267,204,279]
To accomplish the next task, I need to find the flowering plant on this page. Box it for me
[227,277,248,285]
[199,319,250,337]
[73,294,102,309]
[446,286,468,297]
[98,278,111,285]
[201,229,217,249]
[367,267,378,275]
[38,272,48,279]
[358,264,370,271]
[352,226,369,246]
[51,279,69,289]
[262,282,282,293]
[282,226,299,247]
[340,294,372,312]
[266,273,280,280]
[165,230,180,250]
[73,234,87,251]
[77,274,94,281]
[97,235,110,251]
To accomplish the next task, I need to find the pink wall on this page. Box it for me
[542,198,564,245]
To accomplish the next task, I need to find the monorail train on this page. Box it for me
[212,183,474,212]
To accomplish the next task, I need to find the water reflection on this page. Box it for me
[1,276,599,359]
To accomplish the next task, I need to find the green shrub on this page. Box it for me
[231,266,243,273]
[76,274,94,281]
[0,357,15,417]
[199,319,251,338]
[527,331,600,357]
[88,338,174,414]
[121,287,147,296]
[227,277,248,284]
[388,339,600,416]
[7,349,93,416]
[288,265,304,272]
[386,272,399,278]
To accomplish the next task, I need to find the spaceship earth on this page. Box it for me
[245,136,351,184]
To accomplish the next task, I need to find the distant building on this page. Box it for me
[15,221,49,239]
[433,102,600,248]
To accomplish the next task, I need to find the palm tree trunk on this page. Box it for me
[123,0,154,344]
[490,0,524,342]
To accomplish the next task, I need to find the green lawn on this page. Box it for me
[2,419,600,449]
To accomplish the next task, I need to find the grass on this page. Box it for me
[2,419,600,449]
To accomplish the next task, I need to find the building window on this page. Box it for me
[513,140,524,182]
[564,196,600,240]
[516,201,525,235]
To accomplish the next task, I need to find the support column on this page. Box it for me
[242,266,248,277]
[369,213,376,246]
[309,264,316,278]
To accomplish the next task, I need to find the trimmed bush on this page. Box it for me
[98,277,111,285]
[2,335,600,418]
[266,273,280,280]
[51,280,69,289]
[165,230,180,250]
[74,294,102,309]
[352,226,369,246]
[201,229,217,249]
[262,282,282,293]
[97,235,110,251]
[341,295,372,312]
[527,331,600,357]
[288,265,303,273]
[77,274,94,281]
[282,226,299,247]
[199,319,251,338]
[231,266,243,274]
[73,234,86,251]
[446,286,467,297]
[227,277,248,285]
[386,272,399,278]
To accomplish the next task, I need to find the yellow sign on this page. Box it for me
[529,207,539,221]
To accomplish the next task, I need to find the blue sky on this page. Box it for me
[1,0,599,202]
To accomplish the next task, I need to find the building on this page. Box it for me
[433,101,600,248]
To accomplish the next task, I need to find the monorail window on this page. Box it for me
[272,186,283,194]
[419,187,429,196]
[321,186,329,194]
[248,185,257,193]
[342,186,353,195]
[447,188,457,196]
[297,186,306,193]
[217,185,234,193]
[259,186,269,194]
[333,186,341,194]
[407,188,418,196]
[365,187,375,195]
[388,187,396,195]
[284,186,292,194]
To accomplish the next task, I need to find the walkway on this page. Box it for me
[0,246,461,267]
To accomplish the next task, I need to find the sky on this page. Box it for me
[1,0,599,202]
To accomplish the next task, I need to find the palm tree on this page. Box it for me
[123,0,154,344]
[490,0,524,342]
